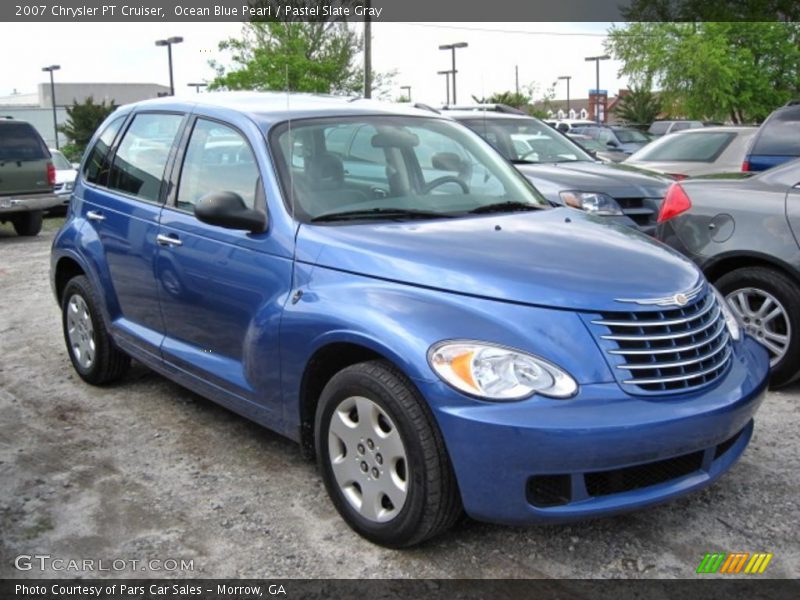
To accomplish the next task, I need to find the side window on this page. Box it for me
[108,113,183,203]
[325,124,356,158]
[176,119,260,212]
[672,122,691,132]
[83,116,125,185]
[348,125,386,164]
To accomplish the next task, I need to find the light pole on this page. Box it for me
[557,75,571,115]
[437,70,452,105]
[42,65,60,149]
[400,85,411,102]
[187,82,207,94]
[584,55,610,124]
[155,36,184,96]
[439,42,468,104]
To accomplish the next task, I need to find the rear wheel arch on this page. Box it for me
[703,253,800,288]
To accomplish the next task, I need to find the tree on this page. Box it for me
[622,0,800,21]
[614,85,662,126]
[606,22,800,123]
[209,2,393,96]
[57,96,116,158]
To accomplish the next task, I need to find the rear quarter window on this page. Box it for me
[0,122,49,161]
[83,116,126,185]
[752,108,800,156]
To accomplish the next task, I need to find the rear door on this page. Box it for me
[0,121,52,195]
[80,111,186,356]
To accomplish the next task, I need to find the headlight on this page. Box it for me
[428,341,578,401]
[560,191,623,216]
[712,286,741,341]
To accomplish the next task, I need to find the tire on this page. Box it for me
[61,275,130,385]
[715,266,800,387]
[12,211,43,236]
[315,360,462,548]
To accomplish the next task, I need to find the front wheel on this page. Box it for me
[715,266,800,387]
[315,360,462,547]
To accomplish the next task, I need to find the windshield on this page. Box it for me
[614,128,649,143]
[459,118,594,164]
[269,116,550,223]
[50,150,72,170]
[631,131,736,162]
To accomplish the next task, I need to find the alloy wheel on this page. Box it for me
[66,294,95,370]
[726,287,791,367]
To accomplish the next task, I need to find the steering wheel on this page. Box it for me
[422,176,469,195]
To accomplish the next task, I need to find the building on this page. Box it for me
[534,89,630,125]
[0,82,170,147]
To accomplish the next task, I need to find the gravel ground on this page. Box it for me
[1,222,798,579]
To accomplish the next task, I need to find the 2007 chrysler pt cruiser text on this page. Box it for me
[51,93,769,547]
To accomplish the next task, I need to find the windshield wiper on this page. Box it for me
[467,201,541,215]
[310,208,452,223]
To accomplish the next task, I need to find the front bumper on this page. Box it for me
[419,336,769,525]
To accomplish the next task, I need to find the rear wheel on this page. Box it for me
[12,211,43,236]
[715,267,800,387]
[315,360,462,547]
[61,275,130,385]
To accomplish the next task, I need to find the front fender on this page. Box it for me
[279,262,615,431]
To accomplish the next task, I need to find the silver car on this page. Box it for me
[624,126,757,179]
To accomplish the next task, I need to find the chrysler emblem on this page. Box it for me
[674,293,688,306]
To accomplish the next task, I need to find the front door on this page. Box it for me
[155,116,292,420]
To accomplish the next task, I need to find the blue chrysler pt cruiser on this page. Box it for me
[51,94,769,547]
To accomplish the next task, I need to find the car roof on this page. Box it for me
[117,92,447,127]
[443,110,534,121]
[675,126,757,134]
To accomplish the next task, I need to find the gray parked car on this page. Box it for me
[656,158,800,386]
[625,127,757,179]
[444,108,670,233]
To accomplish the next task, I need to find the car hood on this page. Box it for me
[514,161,669,204]
[296,208,702,312]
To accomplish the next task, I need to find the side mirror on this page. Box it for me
[71,162,80,170]
[194,191,267,233]
[606,140,619,148]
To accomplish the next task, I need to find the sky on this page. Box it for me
[0,21,627,105]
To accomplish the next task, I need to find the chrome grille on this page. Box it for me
[590,290,732,394]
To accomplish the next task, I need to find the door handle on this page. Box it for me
[156,233,183,247]
[87,210,105,222]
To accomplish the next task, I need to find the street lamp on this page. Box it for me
[155,36,184,96]
[400,85,412,102]
[439,42,468,104]
[42,65,61,149]
[557,75,571,115]
[437,70,453,105]
[584,55,610,124]
[187,82,207,94]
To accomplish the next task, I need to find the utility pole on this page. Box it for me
[585,55,610,124]
[439,42,467,104]
[364,0,372,98]
[557,75,571,114]
[515,65,519,96]
[42,65,60,149]
[155,36,184,96]
[438,70,452,105]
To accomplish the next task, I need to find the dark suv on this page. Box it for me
[743,102,800,172]
[0,117,59,236]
